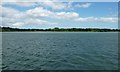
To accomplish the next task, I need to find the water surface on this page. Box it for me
[2,32,118,70]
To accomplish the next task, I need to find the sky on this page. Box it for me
[0,0,118,29]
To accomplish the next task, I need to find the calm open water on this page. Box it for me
[2,32,118,70]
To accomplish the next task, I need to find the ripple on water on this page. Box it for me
[2,32,118,70]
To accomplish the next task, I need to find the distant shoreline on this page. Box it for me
[0,31,120,33]
[0,27,120,32]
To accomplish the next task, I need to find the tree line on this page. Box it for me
[0,27,120,32]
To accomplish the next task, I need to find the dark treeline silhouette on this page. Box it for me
[0,27,120,32]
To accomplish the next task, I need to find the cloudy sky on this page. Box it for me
[0,0,118,29]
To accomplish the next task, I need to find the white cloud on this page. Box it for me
[24,6,80,20]
[55,12,79,19]
[1,2,36,7]
[41,1,66,10]
[75,17,118,22]
[1,0,93,10]
[25,18,55,25]
[1,6,20,17]
[1,6,58,28]
[12,22,24,27]
[75,3,92,8]
[1,5,118,28]
[25,6,80,20]
[98,17,118,22]
[1,0,78,10]
[26,7,53,17]
[2,17,17,27]
[1,0,67,10]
